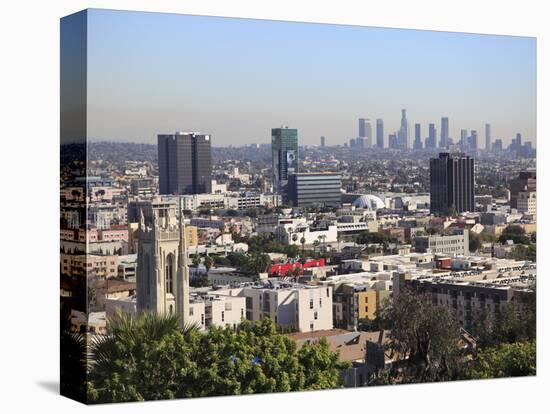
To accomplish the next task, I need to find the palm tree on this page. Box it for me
[60,311,87,401]
[204,255,214,272]
[320,234,327,252]
[192,253,201,267]
[90,311,198,380]
[313,239,320,255]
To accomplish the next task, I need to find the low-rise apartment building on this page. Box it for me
[212,283,333,332]
[61,253,118,278]
[415,229,469,256]
[393,260,536,330]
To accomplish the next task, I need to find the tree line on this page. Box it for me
[368,287,536,385]
[62,314,349,403]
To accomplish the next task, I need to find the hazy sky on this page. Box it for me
[87,9,536,147]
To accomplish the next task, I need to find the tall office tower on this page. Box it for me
[136,198,190,326]
[366,120,373,147]
[516,133,522,147]
[272,126,298,193]
[440,117,449,148]
[358,118,367,138]
[493,139,503,152]
[413,123,423,150]
[358,118,372,147]
[460,129,468,149]
[510,170,536,209]
[430,152,475,215]
[320,136,326,147]
[376,118,384,148]
[427,123,437,149]
[158,132,212,195]
[388,133,398,149]
[485,124,491,151]
[398,109,409,149]
[470,130,478,150]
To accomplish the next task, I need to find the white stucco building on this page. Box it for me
[211,283,333,332]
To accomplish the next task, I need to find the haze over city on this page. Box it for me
[86,9,536,146]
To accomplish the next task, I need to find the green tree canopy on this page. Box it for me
[191,253,201,267]
[466,341,536,379]
[88,314,348,403]
[204,255,214,271]
[470,298,536,348]
[509,244,536,261]
[499,225,530,245]
[379,290,463,383]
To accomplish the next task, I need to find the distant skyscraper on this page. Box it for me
[430,152,475,215]
[358,118,366,137]
[358,118,372,147]
[158,132,212,195]
[493,139,503,152]
[460,129,468,150]
[440,117,449,148]
[470,130,478,150]
[398,109,409,149]
[485,124,491,151]
[320,136,326,147]
[388,133,398,149]
[516,133,522,147]
[272,126,298,193]
[376,118,384,148]
[427,123,437,149]
[413,123,423,150]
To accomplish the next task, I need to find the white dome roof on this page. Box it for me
[352,194,385,210]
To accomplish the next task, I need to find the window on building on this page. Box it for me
[165,253,174,294]
[310,299,314,309]
[189,307,194,316]
[326,287,330,297]
[314,311,318,320]
[221,311,225,322]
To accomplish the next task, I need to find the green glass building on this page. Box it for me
[271,126,298,193]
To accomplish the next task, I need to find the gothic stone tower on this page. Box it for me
[136,198,190,326]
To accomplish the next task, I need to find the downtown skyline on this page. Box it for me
[86,9,536,146]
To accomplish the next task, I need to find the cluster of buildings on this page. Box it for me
[106,202,534,337]
[60,118,536,388]
[346,110,535,157]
